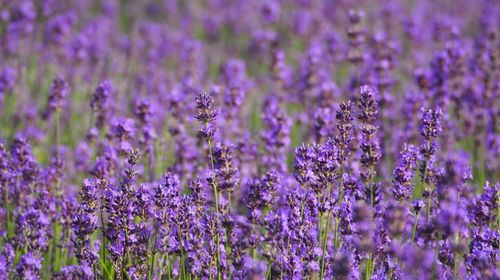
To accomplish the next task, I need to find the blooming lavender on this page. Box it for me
[358,85,381,206]
[0,1,499,280]
[72,179,100,274]
[391,144,419,202]
[418,107,443,218]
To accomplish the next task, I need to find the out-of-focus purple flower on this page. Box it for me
[347,9,366,67]
[43,77,69,120]
[110,118,136,156]
[53,264,93,280]
[44,12,76,47]
[91,80,113,129]
[313,107,334,143]
[353,201,374,254]
[260,1,280,24]
[15,252,42,280]
[261,98,291,174]
[396,245,435,279]
[0,67,16,101]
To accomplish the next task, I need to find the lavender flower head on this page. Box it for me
[195,91,217,141]
[43,76,69,119]
[110,118,136,156]
[391,143,419,201]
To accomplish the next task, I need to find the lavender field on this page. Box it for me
[0,0,499,279]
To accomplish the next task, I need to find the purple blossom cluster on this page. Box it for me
[0,1,500,279]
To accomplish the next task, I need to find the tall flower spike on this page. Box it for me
[43,76,68,120]
[73,178,100,268]
[391,144,419,202]
[196,90,217,141]
[418,107,442,216]
[261,97,291,174]
[91,80,113,129]
[335,100,354,164]
[209,143,238,194]
[353,201,374,253]
[357,85,381,205]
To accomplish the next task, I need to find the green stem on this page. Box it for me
[365,254,372,280]
[149,231,158,279]
[100,209,107,278]
[333,217,340,249]
[334,170,345,248]
[207,138,221,280]
[369,166,375,208]
[166,254,172,280]
[56,109,61,156]
[319,211,332,279]
[453,233,459,278]
[411,212,419,244]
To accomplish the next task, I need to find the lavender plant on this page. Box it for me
[0,1,499,279]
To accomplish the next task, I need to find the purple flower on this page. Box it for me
[44,12,76,46]
[346,9,366,67]
[261,98,291,174]
[91,80,113,129]
[195,91,217,140]
[334,101,354,164]
[54,264,93,280]
[353,201,374,253]
[110,118,136,156]
[412,199,425,213]
[293,144,316,185]
[43,77,69,119]
[14,207,50,253]
[0,243,14,278]
[15,252,42,280]
[391,144,419,201]
[0,67,16,98]
[73,179,100,266]
[469,182,499,227]
[357,85,381,204]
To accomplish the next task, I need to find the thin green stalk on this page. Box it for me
[411,212,419,244]
[98,255,113,278]
[56,109,61,156]
[321,171,344,278]
[319,211,332,279]
[166,254,172,280]
[365,253,373,280]
[453,233,459,278]
[370,166,375,208]
[333,170,345,249]
[207,138,221,280]
[333,217,340,248]
[5,184,13,239]
[149,231,158,279]
[100,209,106,276]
